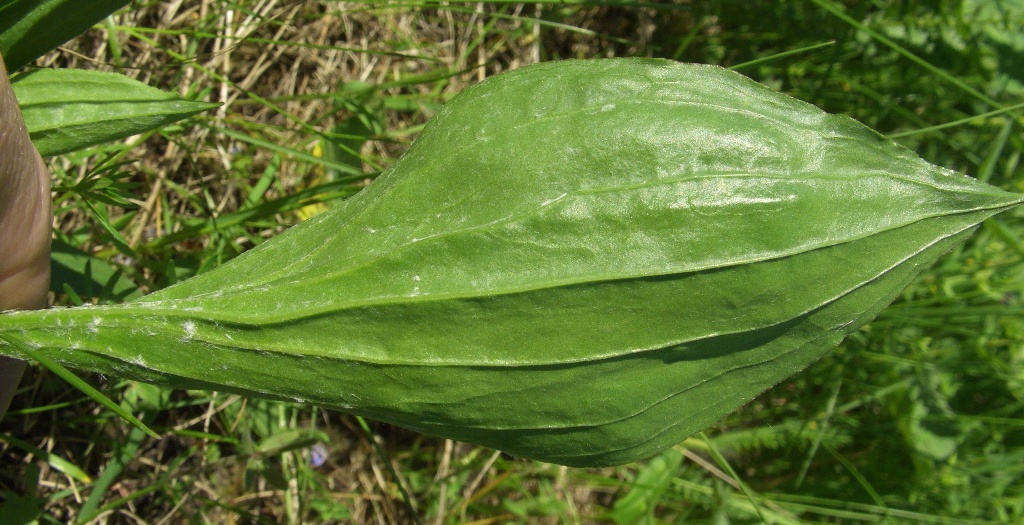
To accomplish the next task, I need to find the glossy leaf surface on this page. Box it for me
[1,59,1021,466]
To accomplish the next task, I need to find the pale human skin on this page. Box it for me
[0,52,52,419]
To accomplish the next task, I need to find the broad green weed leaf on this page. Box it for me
[1,59,1021,466]
[11,68,218,156]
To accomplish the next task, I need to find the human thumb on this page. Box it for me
[0,51,52,419]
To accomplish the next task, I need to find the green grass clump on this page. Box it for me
[2,0,1023,523]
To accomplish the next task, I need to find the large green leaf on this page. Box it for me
[1,59,1020,466]
[11,68,219,156]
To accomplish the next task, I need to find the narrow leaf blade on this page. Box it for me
[12,69,219,156]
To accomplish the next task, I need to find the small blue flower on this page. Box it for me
[309,443,328,467]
